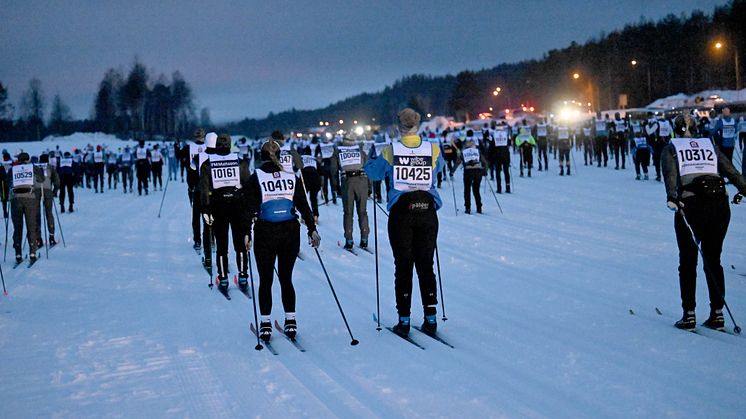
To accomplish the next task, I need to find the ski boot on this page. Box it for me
[635,174,641,180]
[68,205,74,213]
[61,206,65,213]
[37,238,44,249]
[49,236,57,247]
[527,169,532,177]
[476,205,482,214]
[655,175,661,182]
[217,277,229,292]
[193,243,202,251]
[644,174,649,180]
[702,309,725,331]
[566,166,570,176]
[359,238,369,250]
[392,316,411,337]
[343,239,354,250]
[559,167,564,176]
[506,184,511,193]
[237,275,248,292]
[674,310,696,330]
[15,254,22,264]
[259,320,272,342]
[464,207,471,214]
[420,314,437,335]
[284,318,297,340]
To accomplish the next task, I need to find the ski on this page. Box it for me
[216,284,231,300]
[274,320,307,352]
[27,258,39,269]
[413,326,455,348]
[233,277,252,299]
[337,241,358,256]
[249,323,279,355]
[358,246,373,255]
[297,250,305,261]
[373,314,425,350]
[193,246,202,256]
[12,256,27,269]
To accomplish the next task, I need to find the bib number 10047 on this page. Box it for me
[395,166,430,181]
[678,148,714,163]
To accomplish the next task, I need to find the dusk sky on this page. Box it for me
[1,0,728,122]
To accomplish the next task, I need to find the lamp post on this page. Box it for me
[630,59,652,105]
[714,40,741,90]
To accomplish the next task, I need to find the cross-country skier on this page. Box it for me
[592,112,610,167]
[515,127,536,177]
[134,140,151,195]
[187,129,207,251]
[556,123,572,176]
[334,137,369,249]
[58,151,75,212]
[491,122,511,193]
[713,107,737,162]
[300,148,322,224]
[150,144,164,191]
[106,150,118,190]
[315,135,339,205]
[455,137,488,213]
[611,112,627,170]
[8,152,44,264]
[631,129,653,180]
[534,118,550,171]
[247,140,320,342]
[199,134,251,293]
[662,113,746,331]
[364,108,444,337]
[35,153,59,247]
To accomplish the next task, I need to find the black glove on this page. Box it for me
[308,230,321,248]
[733,193,744,205]
[667,199,684,212]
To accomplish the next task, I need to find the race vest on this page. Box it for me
[557,127,569,140]
[136,147,148,160]
[392,141,433,192]
[279,148,294,173]
[256,169,295,222]
[494,129,509,147]
[582,127,591,137]
[631,122,642,134]
[634,137,648,148]
[658,121,672,137]
[12,164,34,188]
[595,120,608,133]
[319,144,335,159]
[168,147,175,158]
[462,147,480,164]
[301,155,317,169]
[238,142,250,156]
[209,153,240,189]
[337,145,362,170]
[189,142,204,162]
[121,153,132,163]
[614,120,626,133]
[671,138,718,177]
[60,158,73,168]
[536,124,547,137]
[93,151,104,163]
[721,118,736,139]
[645,122,658,136]
[151,152,162,162]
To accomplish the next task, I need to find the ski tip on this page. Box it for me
[655,307,662,315]
[629,309,635,315]
[351,339,360,346]
[731,265,736,270]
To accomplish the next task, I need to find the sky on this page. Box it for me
[0,0,729,123]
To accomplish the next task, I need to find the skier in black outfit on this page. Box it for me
[187,129,207,251]
[456,137,489,213]
[199,134,251,292]
[662,113,746,331]
[299,148,322,224]
[246,138,320,342]
[134,140,151,195]
[58,151,75,212]
[491,122,511,193]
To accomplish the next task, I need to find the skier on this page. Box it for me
[492,122,511,193]
[106,150,118,190]
[188,129,207,251]
[534,118,550,171]
[315,135,338,205]
[35,153,59,246]
[167,141,179,181]
[456,136,488,213]
[119,146,133,193]
[334,137,370,249]
[92,145,105,193]
[8,152,44,264]
[193,132,216,269]
[655,115,673,180]
[611,112,627,170]
[300,149,322,224]
[556,123,572,176]
[58,151,75,212]
[235,137,251,164]
[662,113,746,330]
[364,108,444,336]
[247,140,320,342]
[592,113,610,167]
[515,127,536,177]
[150,144,164,191]
[713,107,737,162]
[199,134,251,293]
[631,129,653,180]
[134,140,151,195]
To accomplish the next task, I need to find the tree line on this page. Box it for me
[0,59,208,142]
[228,0,746,136]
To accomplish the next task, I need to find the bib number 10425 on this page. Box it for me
[394,166,430,181]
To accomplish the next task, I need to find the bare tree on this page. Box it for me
[20,78,46,140]
[49,94,72,134]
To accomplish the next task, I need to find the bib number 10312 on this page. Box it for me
[677,148,714,163]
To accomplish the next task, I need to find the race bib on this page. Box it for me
[60,158,73,167]
[338,146,362,169]
[13,164,34,188]
[121,154,131,162]
[136,148,147,160]
[392,142,432,192]
[658,123,672,137]
[634,137,648,148]
[462,147,480,164]
[582,128,591,136]
[168,148,175,158]
[671,138,718,177]
[279,150,294,172]
[494,129,509,147]
[189,143,203,161]
[722,124,736,138]
[209,154,241,189]
[595,120,607,132]
[537,125,547,136]
[320,144,335,159]
[94,152,103,163]
[301,155,317,169]
[256,169,295,203]
[151,152,162,162]
[557,127,569,140]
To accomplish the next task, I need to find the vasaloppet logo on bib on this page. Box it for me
[272,172,281,178]
[689,141,700,148]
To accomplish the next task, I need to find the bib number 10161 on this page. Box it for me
[213,167,237,179]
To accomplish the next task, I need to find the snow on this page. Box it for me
[0,139,745,418]
[647,89,746,109]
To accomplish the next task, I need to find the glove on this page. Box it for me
[308,230,321,248]
[202,213,214,226]
[733,193,744,205]
[244,235,252,250]
[666,200,684,212]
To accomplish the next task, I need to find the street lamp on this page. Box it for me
[712,40,740,90]
[573,73,580,80]
[630,58,652,104]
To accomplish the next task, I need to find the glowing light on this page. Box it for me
[354,126,364,136]
[339,119,344,124]
[426,113,432,118]
[573,73,580,80]
[353,120,358,124]
[325,132,332,139]
[496,87,501,92]
[493,91,499,96]
[319,121,324,126]
[504,109,510,114]
[587,102,592,107]
[296,133,303,138]
[324,122,329,126]
[522,106,527,112]
[715,42,723,49]
[631,59,638,66]
[529,106,535,112]
[489,107,493,111]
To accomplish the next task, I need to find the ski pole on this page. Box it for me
[509,165,516,193]
[313,248,359,345]
[375,201,389,218]
[373,197,381,331]
[157,171,171,218]
[52,200,66,247]
[3,216,8,262]
[247,248,264,351]
[449,170,458,216]
[435,244,447,321]
[678,209,741,334]
[486,178,503,214]
[41,188,49,259]
[0,259,6,295]
[570,147,579,176]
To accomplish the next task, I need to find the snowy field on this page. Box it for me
[0,135,745,418]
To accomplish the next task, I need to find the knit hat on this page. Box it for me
[17,152,30,162]
[398,108,421,135]
[216,133,232,155]
[260,140,282,169]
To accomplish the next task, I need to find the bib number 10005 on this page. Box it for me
[395,166,430,181]
[678,148,714,163]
